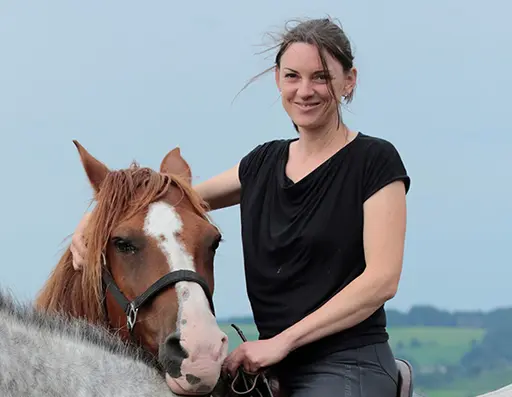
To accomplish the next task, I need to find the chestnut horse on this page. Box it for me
[35,140,228,395]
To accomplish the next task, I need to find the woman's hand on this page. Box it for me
[70,212,91,270]
[223,336,291,376]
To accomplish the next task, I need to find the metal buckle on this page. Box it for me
[126,302,139,331]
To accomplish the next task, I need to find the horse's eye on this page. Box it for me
[112,238,137,254]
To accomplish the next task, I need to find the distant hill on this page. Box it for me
[220,304,512,328]
[386,305,512,328]
[220,315,254,325]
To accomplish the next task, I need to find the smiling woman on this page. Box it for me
[216,18,411,397]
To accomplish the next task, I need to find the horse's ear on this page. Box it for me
[160,147,192,184]
[73,140,110,193]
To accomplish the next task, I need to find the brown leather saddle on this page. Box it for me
[395,358,414,397]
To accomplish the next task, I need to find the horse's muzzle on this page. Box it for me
[159,329,229,395]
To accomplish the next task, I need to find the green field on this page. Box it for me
[219,323,511,396]
[388,326,486,367]
[220,323,485,363]
[423,367,512,397]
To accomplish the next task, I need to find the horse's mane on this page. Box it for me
[35,161,209,326]
[0,287,159,369]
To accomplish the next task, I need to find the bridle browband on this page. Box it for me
[99,253,215,335]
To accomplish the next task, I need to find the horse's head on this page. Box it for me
[42,141,229,395]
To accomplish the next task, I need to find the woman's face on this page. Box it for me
[275,42,355,132]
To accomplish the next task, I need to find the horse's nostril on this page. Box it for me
[159,332,189,378]
[165,334,188,360]
[186,374,201,385]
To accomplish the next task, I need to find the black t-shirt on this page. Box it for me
[238,132,411,357]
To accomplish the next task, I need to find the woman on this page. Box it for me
[71,17,410,397]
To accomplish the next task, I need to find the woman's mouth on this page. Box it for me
[294,102,321,111]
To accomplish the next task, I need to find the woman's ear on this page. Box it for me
[274,66,281,93]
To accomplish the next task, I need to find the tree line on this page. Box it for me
[386,305,512,329]
[223,304,512,329]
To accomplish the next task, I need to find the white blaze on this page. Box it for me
[143,201,227,393]
[144,201,214,324]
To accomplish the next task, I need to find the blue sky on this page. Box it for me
[1,1,510,318]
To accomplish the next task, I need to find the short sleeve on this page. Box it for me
[362,139,411,202]
[238,140,282,186]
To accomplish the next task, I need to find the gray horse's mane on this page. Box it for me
[0,287,158,368]
[0,287,178,397]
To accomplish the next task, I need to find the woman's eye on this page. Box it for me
[113,238,137,254]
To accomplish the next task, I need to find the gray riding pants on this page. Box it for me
[275,342,399,397]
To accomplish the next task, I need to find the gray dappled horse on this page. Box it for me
[0,288,177,396]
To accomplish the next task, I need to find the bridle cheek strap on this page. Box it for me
[100,254,215,335]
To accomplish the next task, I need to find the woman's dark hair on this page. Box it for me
[237,17,356,131]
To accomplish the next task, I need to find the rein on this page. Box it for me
[227,324,275,397]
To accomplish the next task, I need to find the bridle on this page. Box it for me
[99,253,273,397]
[99,253,215,337]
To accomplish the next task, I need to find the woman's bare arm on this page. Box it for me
[194,163,242,211]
